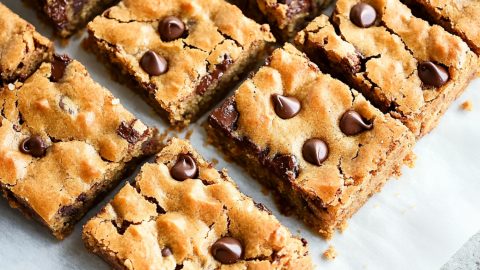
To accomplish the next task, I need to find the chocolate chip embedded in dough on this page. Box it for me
[211,237,243,264]
[302,138,329,166]
[170,154,199,181]
[350,3,377,28]
[340,110,373,136]
[140,51,168,76]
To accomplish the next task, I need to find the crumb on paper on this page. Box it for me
[460,101,473,111]
[404,152,417,169]
[323,245,337,261]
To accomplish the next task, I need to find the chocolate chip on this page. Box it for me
[271,94,301,119]
[418,61,449,87]
[271,154,299,178]
[50,54,72,82]
[340,110,373,136]
[209,97,239,132]
[19,135,47,157]
[302,138,328,166]
[196,55,233,95]
[117,120,142,144]
[161,247,173,257]
[159,16,186,42]
[170,154,199,181]
[350,3,377,28]
[140,51,168,76]
[211,237,243,264]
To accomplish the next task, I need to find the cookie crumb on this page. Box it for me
[323,245,337,260]
[184,129,193,140]
[211,158,219,166]
[7,83,15,91]
[404,152,417,168]
[339,220,349,233]
[460,101,473,111]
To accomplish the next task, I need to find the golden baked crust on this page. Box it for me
[295,0,478,137]
[0,58,161,239]
[0,3,53,82]
[208,44,415,237]
[86,0,275,127]
[83,138,312,270]
[409,0,480,55]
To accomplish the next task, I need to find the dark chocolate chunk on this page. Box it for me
[161,247,173,257]
[50,54,72,82]
[19,135,47,158]
[196,55,233,95]
[211,237,243,264]
[209,97,239,132]
[271,154,299,178]
[340,110,373,136]
[418,61,449,87]
[350,3,377,28]
[271,94,301,119]
[170,154,199,181]
[159,16,186,42]
[140,51,168,76]
[117,120,141,144]
[302,138,328,166]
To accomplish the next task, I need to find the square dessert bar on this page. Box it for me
[207,44,415,238]
[86,0,275,127]
[83,138,312,269]
[0,3,53,83]
[0,55,161,239]
[295,0,478,138]
[228,0,333,40]
[26,0,118,37]
[406,0,480,55]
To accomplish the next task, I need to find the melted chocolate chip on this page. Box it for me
[350,3,377,28]
[196,55,233,95]
[140,51,168,76]
[211,237,243,264]
[418,61,449,87]
[302,138,329,166]
[50,54,72,82]
[19,135,47,157]
[271,154,299,178]
[159,16,186,42]
[170,154,199,181]
[161,247,173,257]
[340,110,373,136]
[117,121,141,144]
[271,94,301,119]
[209,97,239,132]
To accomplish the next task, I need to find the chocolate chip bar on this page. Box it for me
[86,0,275,128]
[0,55,161,239]
[25,0,118,37]
[0,3,53,83]
[228,0,333,40]
[207,44,415,238]
[294,0,478,138]
[83,138,312,269]
[405,0,480,55]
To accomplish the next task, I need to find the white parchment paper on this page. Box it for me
[0,1,479,269]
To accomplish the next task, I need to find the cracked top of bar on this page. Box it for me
[410,0,480,54]
[295,0,477,136]
[0,3,53,83]
[0,57,159,236]
[87,0,275,109]
[209,44,414,207]
[83,138,312,269]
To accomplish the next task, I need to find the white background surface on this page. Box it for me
[0,1,479,269]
